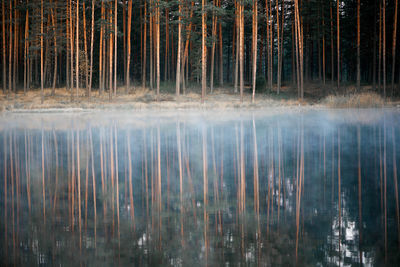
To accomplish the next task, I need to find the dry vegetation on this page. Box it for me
[0,85,398,113]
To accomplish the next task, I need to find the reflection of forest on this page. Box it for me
[1,111,399,266]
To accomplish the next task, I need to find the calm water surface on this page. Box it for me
[1,109,400,266]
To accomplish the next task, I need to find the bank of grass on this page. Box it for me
[0,83,397,112]
[322,92,386,108]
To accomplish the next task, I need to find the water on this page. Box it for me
[1,109,400,266]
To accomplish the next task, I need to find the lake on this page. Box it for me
[1,109,399,266]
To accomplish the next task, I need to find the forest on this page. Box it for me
[0,0,399,103]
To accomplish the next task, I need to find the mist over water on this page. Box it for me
[1,109,400,266]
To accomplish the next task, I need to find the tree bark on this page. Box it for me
[176,0,182,96]
[114,0,118,97]
[142,0,147,88]
[41,0,44,103]
[51,0,58,96]
[276,0,280,94]
[357,0,360,91]
[126,0,132,92]
[89,0,95,99]
[337,0,340,91]
[252,0,257,103]
[76,0,80,100]
[2,0,5,94]
[202,0,207,103]
[391,0,398,96]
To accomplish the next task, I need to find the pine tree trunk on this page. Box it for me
[165,3,169,82]
[41,0,44,103]
[51,1,58,96]
[202,0,207,103]
[378,3,382,92]
[2,0,6,94]
[114,0,117,97]
[99,1,104,94]
[126,0,132,92]
[391,0,398,96]
[239,0,244,102]
[176,0,182,96]
[9,0,12,95]
[210,0,217,93]
[276,0,280,94]
[156,0,160,101]
[89,0,95,99]
[337,0,340,91]
[330,3,334,86]
[383,0,386,98]
[252,0,257,103]
[149,0,153,90]
[142,0,147,89]
[24,4,29,94]
[70,0,74,101]
[219,2,223,87]
[76,0,80,99]
[83,1,89,93]
[357,0,360,91]
[234,1,238,94]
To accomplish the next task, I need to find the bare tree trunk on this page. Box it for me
[219,2,223,87]
[89,0,95,99]
[330,3,334,86]
[99,1,104,94]
[239,0,244,102]
[109,7,113,100]
[252,0,257,103]
[149,0,153,90]
[234,1,238,93]
[156,0,160,101]
[24,4,29,94]
[41,0,44,103]
[70,0,74,102]
[176,0,182,96]
[76,0,80,99]
[337,0,340,91]
[357,0,360,91]
[114,0,118,97]
[83,1,89,93]
[165,2,169,81]
[202,0,207,103]
[50,0,58,96]
[276,0,280,94]
[210,0,217,93]
[2,0,5,94]
[379,3,382,92]
[126,0,132,92]
[9,0,12,95]
[142,0,147,88]
[391,0,398,96]
[383,0,386,98]
[13,0,17,93]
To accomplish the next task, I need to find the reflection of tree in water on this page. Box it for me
[1,111,400,266]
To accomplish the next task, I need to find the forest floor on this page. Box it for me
[0,83,399,113]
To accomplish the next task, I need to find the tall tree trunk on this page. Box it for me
[234,1,238,93]
[126,0,132,92]
[330,3,334,86]
[202,0,207,103]
[70,0,74,101]
[252,0,257,103]
[176,0,182,96]
[2,0,5,94]
[99,1,104,94]
[83,1,89,93]
[51,1,58,96]
[379,3,382,92]
[391,0,398,96]
[114,0,117,97]
[373,1,377,90]
[276,0,280,94]
[9,0,12,95]
[142,0,147,88]
[24,3,29,94]
[76,0,79,99]
[322,2,326,85]
[337,0,340,91]
[13,0,17,93]
[357,0,360,91]
[383,0,386,98]
[41,0,44,103]
[89,0,95,99]
[156,0,160,101]
[149,0,153,90]
[109,6,113,100]
[239,0,244,102]
[210,0,217,93]
[219,2,223,87]
[165,3,169,81]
